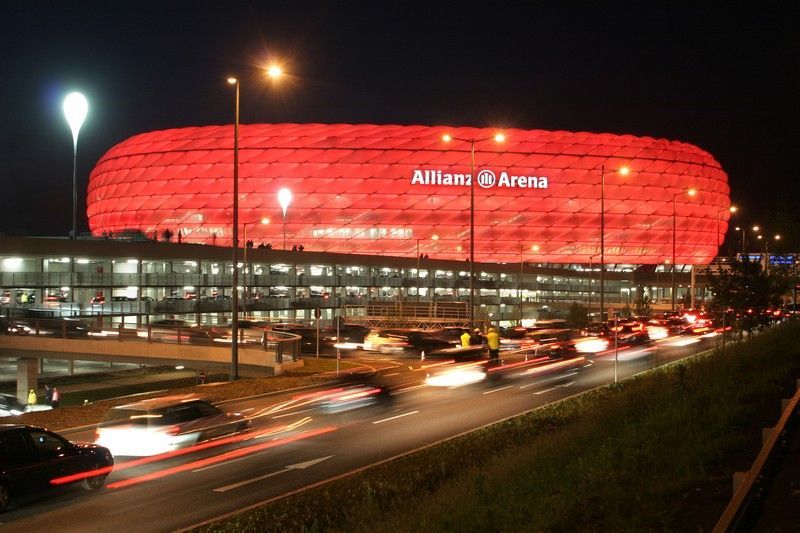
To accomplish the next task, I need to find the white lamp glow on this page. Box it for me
[63,92,88,149]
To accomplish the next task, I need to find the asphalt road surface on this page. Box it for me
[0,334,721,532]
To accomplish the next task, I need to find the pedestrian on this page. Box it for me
[460,329,472,348]
[487,327,500,365]
[469,327,483,346]
[51,386,61,408]
[27,388,37,405]
[44,384,53,405]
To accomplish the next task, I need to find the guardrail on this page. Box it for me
[713,379,800,532]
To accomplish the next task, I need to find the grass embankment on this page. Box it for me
[200,322,800,532]
[3,357,359,431]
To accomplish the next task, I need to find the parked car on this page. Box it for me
[0,394,53,417]
[94,396,250,457]
[0,424,113,512]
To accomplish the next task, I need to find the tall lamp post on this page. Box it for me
[716,206,737,255]
[599,165,630,323]
[442,132,505,326]
[227,64,283,381]
[63,92,89,240]
[227,77,241,380]
[672,188,697,310]
[242,217,270,316]
[277,188,292,250]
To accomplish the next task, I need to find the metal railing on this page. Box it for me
[713,380,800,532]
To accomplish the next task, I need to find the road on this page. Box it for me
[0,334,721,532]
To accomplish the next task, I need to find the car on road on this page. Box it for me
[0,394,53,417]
[0,424,113,512]
[142,319,213,344]
[208,319,269,344]
[94,396,250,457]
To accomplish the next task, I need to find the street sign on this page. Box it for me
[314,307,321,319]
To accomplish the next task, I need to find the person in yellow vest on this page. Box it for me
[487,327,501,365]
[460,330,471,348]
[27,388,37,405]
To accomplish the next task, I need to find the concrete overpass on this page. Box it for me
[0,334,301,403]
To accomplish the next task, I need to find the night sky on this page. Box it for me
[1,1,797,248]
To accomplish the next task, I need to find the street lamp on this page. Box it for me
[277,188,292,250]
[599,165,630,323]
[442,132,505,326]
[672,188,697,310]
[227,64,284,381]
[716,206,737,255]
[242,217,270,316]
[734,226,745,255]
[63,92,88,240]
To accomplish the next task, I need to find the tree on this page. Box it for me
[634,294,652,318]
[705,257,795,332]
[567,302,589,329]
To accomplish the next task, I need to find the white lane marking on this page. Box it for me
[534,379,577,395]
[383,372,400,377]
[482,385,513,395]
[372,410,419,424]
[272,407,316,419]
[396,384,426,394]
[213,456,334,492]
[193,448,274,472]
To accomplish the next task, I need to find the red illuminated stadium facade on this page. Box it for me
[87,124,730,265]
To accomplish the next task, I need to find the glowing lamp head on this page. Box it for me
[531,244,540,252]
[619,166,630,176]
[752,225,760,232]
[260,217,270,225]
[494,133,505,143]
[266,65,283,79]
[774,234,781,240]
[277,188,292,217]
[442,134,452,143]
[63,92,88,147]
[687,188,697,197]
[227,77,238,85]
[431,234,439,241]
[729,206,737,213]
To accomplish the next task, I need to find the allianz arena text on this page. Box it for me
[87,123,730,264]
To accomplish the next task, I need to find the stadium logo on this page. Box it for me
[411,169,548,189]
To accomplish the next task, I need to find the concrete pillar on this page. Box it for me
[17,358,39,404]
[68,360,75,375]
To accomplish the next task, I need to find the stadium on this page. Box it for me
[87,124,730,265]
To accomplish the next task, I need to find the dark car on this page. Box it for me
[285,327,336,355]
[611,321,651,345]
[0,394,52,417]
[0,424,113,512]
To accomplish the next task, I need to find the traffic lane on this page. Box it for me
[4,339,715,529]
[2,369,590,530]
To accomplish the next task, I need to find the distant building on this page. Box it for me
[88,123,730,264]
